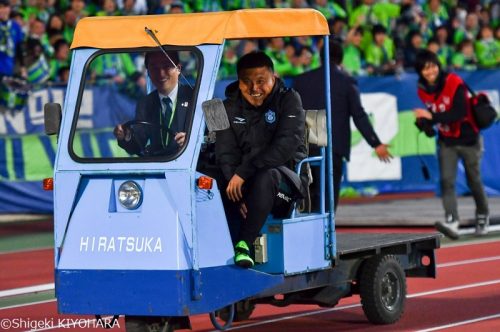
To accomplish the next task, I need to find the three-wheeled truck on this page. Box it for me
[43,8,441,331]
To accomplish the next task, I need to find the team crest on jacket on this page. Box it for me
[265,110,276,124]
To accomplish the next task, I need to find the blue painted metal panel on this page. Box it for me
[254,214,331,275]
[282,215,331,274]
[195,177,235,268]
[58,175,192,270]
[56,267,283,315]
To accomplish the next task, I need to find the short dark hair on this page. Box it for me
[414,49,441,74]
[144,49,180,69]
[236,51,274,77]
[372,24,387,36]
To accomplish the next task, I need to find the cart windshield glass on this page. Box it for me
[69,48,200,162]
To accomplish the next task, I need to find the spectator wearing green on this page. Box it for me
[426,38,448,68]
[96,0,122,16]
[423,0,449,31]
[25,38,51,85]
[434,25,453,67]
[89,53,136,85]
[349,0,399,50]
[226,0,267,10]
[312,0,347,20]
[29,18,54,57]
[364,24,398,75]
[189,0,222,12]
[20,0,51,23]
[264,37,297,77]
[453,12,480,46]
[49,39,70,82]
[452,39,478,71]
[342,26,365,76]
[218,41,238,79]
[475,26,500,68]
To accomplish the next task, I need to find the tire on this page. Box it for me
[217,300,255,322]
[359,255,407,324]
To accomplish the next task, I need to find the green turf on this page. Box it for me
[0,290,55,309]
[0,233,53,252]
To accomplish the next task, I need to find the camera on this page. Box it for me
[415,118,436,137]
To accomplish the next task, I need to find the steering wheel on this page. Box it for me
[122,120,176,156]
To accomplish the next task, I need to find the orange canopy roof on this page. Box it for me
[70,9,329,49]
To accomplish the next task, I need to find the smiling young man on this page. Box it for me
[215,51,307,268]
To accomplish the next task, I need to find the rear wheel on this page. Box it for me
[359,255,406,324]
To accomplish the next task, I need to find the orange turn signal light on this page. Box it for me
[197,176,213,190]
[43,178,54,191]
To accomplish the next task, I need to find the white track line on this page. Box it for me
[458,224,500,235]
[216,278,500,331]
[417,313,500,332]
[0,283,54,299]
[437,255,500,268]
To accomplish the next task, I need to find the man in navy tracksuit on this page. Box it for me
[216,51,307,268]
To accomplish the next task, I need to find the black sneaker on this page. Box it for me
[475,214,489,236]
[435,220,459,240]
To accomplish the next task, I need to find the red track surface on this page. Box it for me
[2,240,500,331]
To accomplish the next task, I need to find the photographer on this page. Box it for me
[413,49,489,239]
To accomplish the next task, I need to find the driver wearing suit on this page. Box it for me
[114,50,193,156]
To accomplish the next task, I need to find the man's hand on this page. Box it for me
[414,108,433,120]
[374,144,393,163]
[174,132,186,147]
[114,124,132,142]
[226,174,245,202]
[114,124,125,140]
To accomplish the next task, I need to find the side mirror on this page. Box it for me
[44,103,62,135]
[202,98,230,132]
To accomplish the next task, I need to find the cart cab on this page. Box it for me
[45,9,335,321]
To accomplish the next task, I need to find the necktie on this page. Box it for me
[162,97,173,144]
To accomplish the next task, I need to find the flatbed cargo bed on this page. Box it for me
[337,232,441,259]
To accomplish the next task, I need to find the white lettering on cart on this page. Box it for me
[79,236,162,253]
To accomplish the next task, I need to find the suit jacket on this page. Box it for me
[119,84,193,156]
[292,65,381,161]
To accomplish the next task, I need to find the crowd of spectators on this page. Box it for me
[0,0,499,98]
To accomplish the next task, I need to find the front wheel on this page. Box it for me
[359,255,407,324]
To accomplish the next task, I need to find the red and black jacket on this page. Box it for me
[417,72,479,145]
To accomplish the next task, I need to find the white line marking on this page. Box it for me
[0,283,54,298]
[408,279,500,298]
[417,313,500,332]
[437,255,500,268]
[458,224,500,236]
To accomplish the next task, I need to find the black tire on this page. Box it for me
[217,300,255,322]
[359,255,407,324]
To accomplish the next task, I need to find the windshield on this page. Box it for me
[69,47,200,162]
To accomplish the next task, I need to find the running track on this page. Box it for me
[1,239,500,331]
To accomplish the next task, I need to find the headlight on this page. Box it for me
[118,181,143,210]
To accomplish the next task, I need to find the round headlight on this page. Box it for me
[118,181,142,210]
